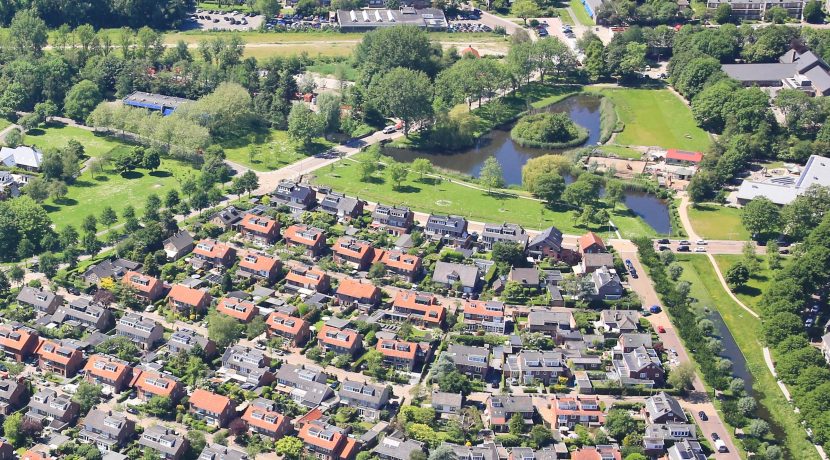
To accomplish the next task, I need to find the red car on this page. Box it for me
[657,326,666,333]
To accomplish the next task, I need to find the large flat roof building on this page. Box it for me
[337,8,447,31]
[737,154,830,205]
[123,91,193,116]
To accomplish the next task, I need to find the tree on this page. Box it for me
[725,262,750,288]
[605,409,637,440]
[2,412,23,447]
[562,180,598,207]
[353,26,438,85]
[532,173,566,205]
[512,0,540,24]
[7,266,24,287]
[439,371,472,395]
[287,103,323,147]
[766,239,781,270]
[142,149,161,171]
[479,157,505,194]
[747,419,770,439]
[804,0,825,23]
[428,444,457,460]
[370,67,433,135]
[3,129,22,148]
[25,177,50,203]
[39,251,59,278]
[762,312,804,346]
[742,241,760,274]
[8,9,48,57]
[73,381,104,414]
[508,412,525,435]
[388,163,409,190]
[276,436,304,459]
[316,92,342,137]
[742,197,780,238]
[668,362,695,390]
[255,0,282,16]
[411,158,433,181]
[737,396,757,416]
[64,80,102,122]
[208,312,243,348]
[368,262,387,279]
[100,206,117,229]
[529,424,553,448]
[714,3,733,23]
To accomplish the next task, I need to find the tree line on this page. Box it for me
[0,0,193,29]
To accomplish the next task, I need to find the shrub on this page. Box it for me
[511,112,589,149]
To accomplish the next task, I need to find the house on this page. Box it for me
[822,332,830,364]
[591,267,623,300]
[336,279,381,308]
[139,426,188,460]
[131,366,185,403]
[548,395,604,429]
[242,398,290,438]
[445,344,490,379]
[238,251,281,284]
[220,345,274,387]
[508,267,541,289]
[266,312,310,346]
[373,432,425,460]
[25,388,79,431]
[167,329,216,357]
[210,206,244,230]
[217,297,259,323]
[527,226,564,260]
[192,239,236,269]
[644,423,697,454]
[378,250,422,281]
[618,333,652,353]
[504,350,567,386]
[320,191,364,221]
[480,223,528,251]
[665,149,703,166]
[644,392,687,424]
[35,339,84,377]
[317,324,363,356]
[284,224,327,257]
[189,389,235,428]
[163,230,194,261]
[21,448,51,460]
[0,377,27,415]
[0,146,43,171]
[612,347,665,387]
[571,446,622,460]
[122,271,165,302]
[391,291,445,328]
[240,213,280,245]
[581,253,615,274]
[79,409,135,451]
[526,309,575,342]
[432,262,479,293]
[376,338,430,371]
[167,284,211,315]
[372,204,414,236]
[83,354,133,394]
[115,313,164,350]
[430,391,463,415]
[424,214,471,247]
[275,364,334,408]
[462,300,506,334]
[299,420,358,460]
[667,439,706,460]
[579,232,606,254]
[737,154,830,205]
[272,180,317,212]
[51,298,113,331]
[122,91,192,115]
[485,395,535,432]
[0,323,38,362]
[598,310,640,334]
[0,171,20,201]
[16,287,62,316]
[509,447,562,460]
[447,443,499,460]
[333,237,375,270]
[338,380,390,421]
[285,264,330,292]
[83,258,141,285]
[198,445,249,460]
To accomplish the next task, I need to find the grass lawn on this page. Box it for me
[44,157,199,230]
[569,0,595,26]
[312,153,658,237]
[243,43,356,59]
[687,204,748,240]
[587,87,711,152]
[529,87,582,108]
[676,254,818,460]
[0,118,10,132]
[712,255,788,314]
[556,9,575,25]
[305,62,359,81]
[221,129,333,172]
[23,123,127,158]
[596,144,644,160]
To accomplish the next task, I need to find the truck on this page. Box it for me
[714,439,727,453]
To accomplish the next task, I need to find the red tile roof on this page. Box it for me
[579,232,605,252]
[190,388,231,414]
[239,251,280,273]
[131,369,181,398]
[300,422,344,451]
[35,338,80,365]
[317,325,360,349]
[83,354,130,382]
[285,266,329,288]
[241,213,278,234]
[333,237,373,260]
[122,271,161,294]
[284,224,325,246]
[0,325,35,352]
[336,279,379,300]
[217,297,258,322]
[168,284,210,307]
[193,239,233,259]
[242,403,286,433]
[378,250,421,271]
[571,447,621,460]
[666,149,703,163]
[392,291,445,325]
[463,300,504,318]
[266,312,307,336]
[376,339,416,361]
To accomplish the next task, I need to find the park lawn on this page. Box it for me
[529,87,582,108]
[44,157,199,230]
[312,153,657,237]
[305,62,359,81]
[221,129,333,172]
[596,144,643,160]
[587,87,711,152]
[676,254,819,460]
[569,0,595,26]
[243,43,355,59]
[712,254,788,314]
[24,123,127,158]
[687,204,748,240]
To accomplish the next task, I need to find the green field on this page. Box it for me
[312,153,659,237]
[587,88,711,152]
[529,87,582,108]
[596,145,644,160]
[676,254,818,460]
[569,0,595,26]
[24,123,127,158]
[305,62,359,82]
[221,129,333,172]
[687,204,748,240]
[712,254,787,314]
[44,155,198,230]
[555,9,575,25]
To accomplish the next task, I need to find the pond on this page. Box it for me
[385,95,672,235]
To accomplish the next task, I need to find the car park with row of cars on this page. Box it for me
[191,9,260,30]
[265,14,336,31]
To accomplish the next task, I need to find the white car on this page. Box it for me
[694,246,706,252]
[696,239,707,245]
[382,126,396,134]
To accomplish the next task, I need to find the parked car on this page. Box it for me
[694,246,706,253]
[658,245,670,251]
[679,240,690,245]
[698,411,708,421]
[657,238,670,244]
[696,239,707,245]
[649,305,661,313]
[677,245,691,252]
[711,432,719,441]
[657,326,666,333]
[382,126,396,134]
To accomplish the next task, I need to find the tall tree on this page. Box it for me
[370,67,433,136]
[479,158,505,194]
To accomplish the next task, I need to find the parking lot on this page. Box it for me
[447,9,494,33]
[264,14,338,31]
[188,9,264,31]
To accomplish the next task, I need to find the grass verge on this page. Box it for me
[687,204,747,240]
[568,0,595,25]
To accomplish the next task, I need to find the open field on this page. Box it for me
[712,254,788,314]
[23,123,127,158]
[676,254,818,460]
[44,155,197,230]
[312,153,658,237]
[596,144,644,160]
[569,0,595,25]
[587,87,711,151]
[687,204,748,240]
[305,62,359,81]
[221,129,333,172]
[242,43,355,59]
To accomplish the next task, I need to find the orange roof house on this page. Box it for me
[240,213,280,245]
[335,279,381,307]
[217,297,259,323]
[83,354,133,393]
[189,389,235,428]
[285,265,330,293]
[122,271,164,302]
[167,284,211,315]
[376,338,430,371]
[0,324,38,362]
[378,250,422,281]
[571,446,622,460]
[284,224,327,257]
[242,398,290,438]
[332,237,374,270]
[131,367,185,402]
[299,420,357,460]
[192,239,236,268]
[392,291,445,327]
[666,149,703,165]
[266,312,310,347]
[579,232,606,254]
[238,251,282,283]
[317,324,362,356]
[35,338,84,377]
